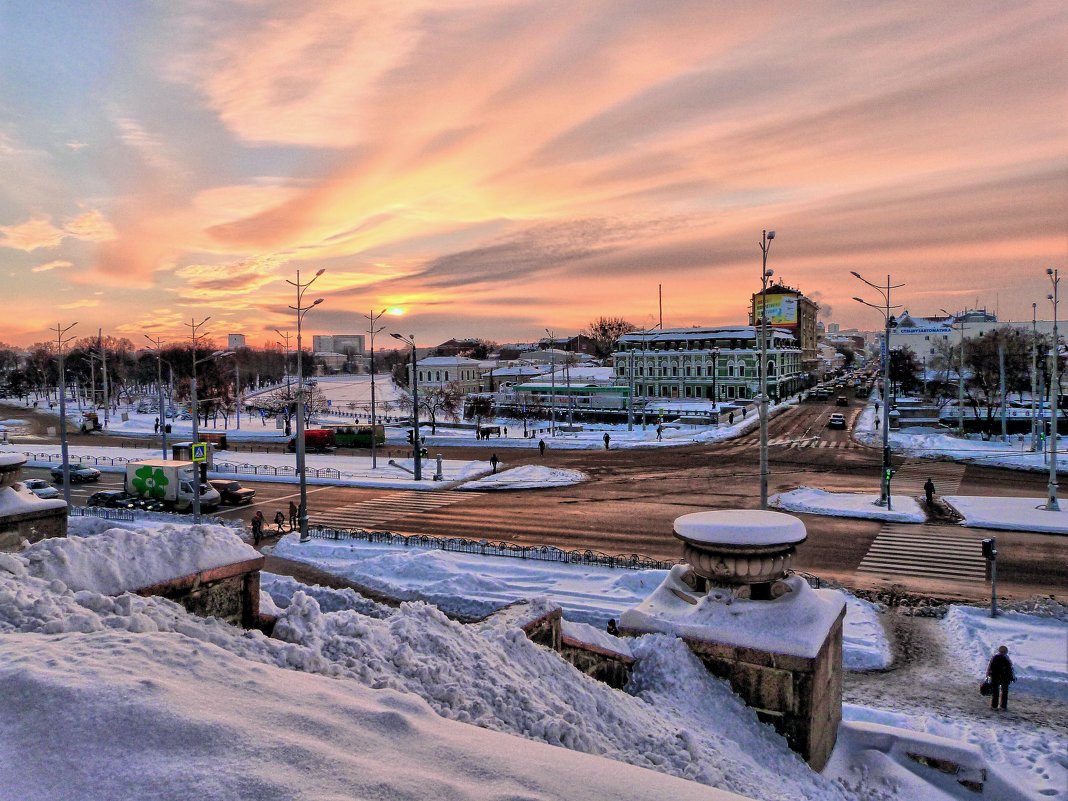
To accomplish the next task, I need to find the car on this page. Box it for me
[835,396,848,406]
[208,480,256,506]
[49,463,101,483]
[827,413,847,429]
[86,489,137,508]
[22,478,60,499]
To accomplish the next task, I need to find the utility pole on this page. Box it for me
[1046,268,1060,511]
[1032,303,1039,452]
[365,309,387,468]
[999,342,1007,441]
[627,342,634,431]
[51,321,78,505]
[288,269,326,540]
[144,335,169,460]
[184,317,211,522]
[99,329,110,428]
[758,229,775,510]
[546,328,556,436]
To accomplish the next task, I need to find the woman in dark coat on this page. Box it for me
[986,645,1015,710]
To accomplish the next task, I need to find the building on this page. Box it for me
[613,326,804,402]
[312,335,365,355]
[887,309,1055,360]
[750,283,819,373]
[227,334,246,350]
[410,356,486,394]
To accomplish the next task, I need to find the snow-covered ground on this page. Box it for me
[459,464,587,490]
[943,495,1068,535]
[770,487,926,523]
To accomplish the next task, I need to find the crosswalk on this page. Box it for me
[309,490,484,531]
[767,438,865,450]
[889,460,965,497]
[858,522,987,581]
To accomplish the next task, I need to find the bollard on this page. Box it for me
[435,454,443,481]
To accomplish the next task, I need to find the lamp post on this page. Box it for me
[288,269,326,542]
[941,308,966,435]
[184,317,212,522]
[50,321,77,505]
[711,346,720,413]
[757,229,775,510]
[545,329,557,436]
[391,333,421,480]
[1046,268,1060,511]
[853,272,904,508]
[626,337,634,431]
[1032,303,1039,452]
[365,309,387,469]
[144,335,170,459]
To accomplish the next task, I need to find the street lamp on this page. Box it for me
[184,316,221,522]
[757,229,775,510]
[288,268,326,542]
[365,309,387,469]
[1032,302,1039,452]
[391,333,421,480]
[274,329,292,392]
[711,346,720,412]
[50,321,77,505]
[144,335,170,459]
[940,308,966,435]
[1046,268,1060,511]
[545,329,556,436]
[852,271,904,509]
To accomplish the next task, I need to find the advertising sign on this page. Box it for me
[754,293,799,327]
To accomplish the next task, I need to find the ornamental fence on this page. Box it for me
[16,451,343,480]
[69,506,135,522]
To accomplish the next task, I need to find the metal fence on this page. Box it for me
[15,451,343,480]
[306,526,678,570]
[70,506,135,522]
[20,451,136,467]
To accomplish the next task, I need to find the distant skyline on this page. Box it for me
[0,1,1065,348]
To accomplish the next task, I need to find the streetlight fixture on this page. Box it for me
[852,271,904,509]
[288,268,326,542]
[391,333,421,481]
[545,329,556,436]
[50,321,77,505]
[183,317,214,522]
[365,308,387,469]
[1046,268,1060,511]
[940,308,967,435]
[144,335,170,459]
[757,229,775,510]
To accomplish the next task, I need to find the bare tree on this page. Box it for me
[397,383,463,434]
[581,316,637,358]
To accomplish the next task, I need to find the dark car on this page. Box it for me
[86,489,136,508]
[50,463,101,483]
[209,479,256,506]
[835,396,849,406]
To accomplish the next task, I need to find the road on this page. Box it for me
[15,395,1066,603]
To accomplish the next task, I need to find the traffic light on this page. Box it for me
[884,467,896,482]
[981,538,997,560]
[199,463,208,483]
[407,429,415,444]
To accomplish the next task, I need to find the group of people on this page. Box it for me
[249,501,300,545]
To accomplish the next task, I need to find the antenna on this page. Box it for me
[659,284,663,329]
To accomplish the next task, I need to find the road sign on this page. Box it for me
[191,442,208,462]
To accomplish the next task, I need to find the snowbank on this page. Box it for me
[843,596,893,671]
[459,464,587,490]
[561,618,633,659]
[943,605,1068,700]
[770,487,925,523]
[942,496,1068,535]
[0,484,67,516]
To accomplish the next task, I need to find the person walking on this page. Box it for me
[289,500,298,530]
[274,510,286,534]
[489,453,499,474]
[538,438,546,456]
[924,478,936,507]
[250,510,264,546]
[656,425,663,441]
[606,619,619,636]
[986,645,1015,710]
[603,432,611,450]
[154,417,160,434]
[875,417,880,431]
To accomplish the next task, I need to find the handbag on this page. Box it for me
[979,679,993,697]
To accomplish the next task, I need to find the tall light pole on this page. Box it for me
[853,272,904,508]
[757,229,775,510]
[711,346,720,412]
[1032,302,1039,452]
[1046,268,1060,511]
[545,329,556,436]
[144,335,169,459]
[941,308,967,435]
[391,333,421,481]
[365,308,387,469]
[98,329,110,427]
[184,316,211,522]
[288,269,326,542]
[51,321,77,505]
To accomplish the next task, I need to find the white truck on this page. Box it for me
[124,459,221,512]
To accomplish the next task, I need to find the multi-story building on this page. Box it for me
[887,309,1055,360]
[312,335,365,355]
[613,326,804,402]
[410,356,486,395]
[749,283,819,373]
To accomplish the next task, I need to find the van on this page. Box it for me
[287,428,336,453]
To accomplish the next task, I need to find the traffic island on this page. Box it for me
[620,509,846,770]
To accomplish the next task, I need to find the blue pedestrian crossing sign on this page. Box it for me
[191,443,208,462]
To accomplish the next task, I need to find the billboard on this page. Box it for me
[753,293,799,327]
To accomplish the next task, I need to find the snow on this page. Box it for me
[943,605,1068,700]
[459,464,587,490]
[620,568,847,659]
[0,482,68,516]
[770,487,926,523]
[843,596,894,671]
[943,495,1068,535]
[0,451,26,467]
[674,509,808,546]
[561,618,633,659]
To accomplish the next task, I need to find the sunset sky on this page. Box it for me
[0,1,1064,349]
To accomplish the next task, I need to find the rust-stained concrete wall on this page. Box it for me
[0,506,67,552]
[135,557,264,629]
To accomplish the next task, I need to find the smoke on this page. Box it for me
[808,291,833,319]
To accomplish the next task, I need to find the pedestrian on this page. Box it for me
[603,432,610,450]
[924,478,936,507]
[503,426,508,438]
[986,645,1015,710]
[729,412,735,425]
[154,417,160,434]
[289,500,298,530]
[250,510,264,546]
[875,417,880,431]
[656,424,663,441]
[490,453,499,474]
[274,510,286,533]
[742,407,747,419]
[606,619,619,636]
[539,438,546,456]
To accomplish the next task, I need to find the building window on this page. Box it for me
[445,371,450,381]
[686,366,692,377]
[418,371,424,382]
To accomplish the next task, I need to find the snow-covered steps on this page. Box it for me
[309,490,484,530]
[857,523,987,581]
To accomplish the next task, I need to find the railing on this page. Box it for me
[306,526,679,570]
[18,451,135,467]
[214,462,342,480]
[70,506,135,522]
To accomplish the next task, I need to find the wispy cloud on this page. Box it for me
[31,260,74,273]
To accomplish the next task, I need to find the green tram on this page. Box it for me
[319,423,385,448]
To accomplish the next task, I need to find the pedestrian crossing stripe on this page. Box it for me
[308,491,484,530]
[858,523,986,581]
[767,438,862,450]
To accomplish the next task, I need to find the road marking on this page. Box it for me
[858,522,986,581]
[309,491,485,530]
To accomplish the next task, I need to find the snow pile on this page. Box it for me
[0,451,26,467]
[0,483,67,516]
[942,496,1068,535]
[621,568,847,659]
[675,509,807,545]
[771,487,925,523]
[561,618,633,659]
[843,596,893,671]
[21,523,259,594]
[460,464,587,490]
[943,605,1068,700]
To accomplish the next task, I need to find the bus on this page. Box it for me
[319,423,385,448]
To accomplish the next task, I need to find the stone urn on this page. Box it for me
[0,453,26,489]
[673,509,807,600]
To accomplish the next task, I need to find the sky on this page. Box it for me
[0,0,1065,350]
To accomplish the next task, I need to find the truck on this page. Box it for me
[124,459,221,513]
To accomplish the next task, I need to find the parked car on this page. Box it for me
[827,413,847,429]
[22,478,60,499]
[50,463,101,483]
[208,480,256,506]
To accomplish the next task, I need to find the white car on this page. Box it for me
[827,413,847,429]
[22,478,60,499]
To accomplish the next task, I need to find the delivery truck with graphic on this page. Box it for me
[124,459,221,512]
